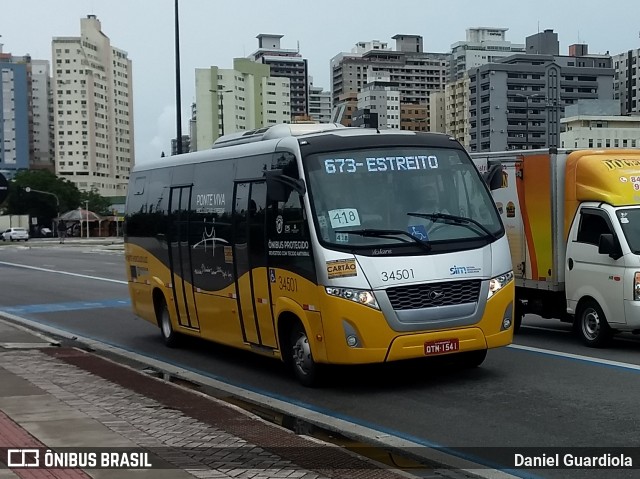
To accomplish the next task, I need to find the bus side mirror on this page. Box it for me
[483,161,504,191]
[598,233,622,260]
[265,169,306,202]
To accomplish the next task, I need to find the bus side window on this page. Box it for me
[281,190,306,236]
[125,174,148,237]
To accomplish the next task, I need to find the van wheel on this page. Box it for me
[458,349,487,368]
[576,300,612,348]
[289,323,320,387]
[158,299,179,347]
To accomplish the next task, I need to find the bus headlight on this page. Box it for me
[488,271,514,299]
[634,272,640,301]
[325,287,380,310]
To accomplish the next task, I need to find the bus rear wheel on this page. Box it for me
[158,299,179,347]
[289,323,320,387]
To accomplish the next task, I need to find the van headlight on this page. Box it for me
[325,287,380,310]
[488,271,514,299]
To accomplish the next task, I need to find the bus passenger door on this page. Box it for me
[168,185,200,331]
[233,181,277,348]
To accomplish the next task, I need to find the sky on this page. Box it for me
[2,0,639,164]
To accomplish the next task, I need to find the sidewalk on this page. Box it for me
[0,319,475,479]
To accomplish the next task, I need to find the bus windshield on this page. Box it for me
[304,146,502,249]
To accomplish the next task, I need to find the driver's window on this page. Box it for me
[577,212,612,246]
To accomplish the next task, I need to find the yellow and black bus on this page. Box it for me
[125,124,514,386]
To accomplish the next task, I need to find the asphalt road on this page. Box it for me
[2,242,640,479]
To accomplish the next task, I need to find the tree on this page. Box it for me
[3,170,82,226]
[79,189,113,216]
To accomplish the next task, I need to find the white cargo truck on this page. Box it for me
[472,148,640,347]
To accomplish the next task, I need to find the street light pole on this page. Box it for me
[174,0,183,154]
[24,187,60,234]
[85,200,89,238]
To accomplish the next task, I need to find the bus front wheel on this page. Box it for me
[158,299,179,347]
[289,323,320,387]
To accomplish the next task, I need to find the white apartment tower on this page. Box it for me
[450,27,524,81]
[308,80,332,123]
[52,15,134,196]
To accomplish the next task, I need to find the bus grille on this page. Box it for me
[386,280,481,310]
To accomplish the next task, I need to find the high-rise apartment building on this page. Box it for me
[428,90,446,133]
[356,73,401,130]
[0,48,31,178]
[249,34,308,119]
[31,60,54,172]
[613,47,640,115]
[330,35,448,127]
[52,15,134,196]
[171,135,190,156]
[444,76,471,147]
[308,82,332,123]
[525,29,560,56]
[194,58,291,150]
[450,27,524,81]
[468,39,614,152]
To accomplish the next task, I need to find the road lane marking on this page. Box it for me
[0,299,130,315]
[0,261,127,284]
[508,343,640,371]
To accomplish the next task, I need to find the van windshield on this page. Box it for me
[616,208,640,254]
[304,147,502,250]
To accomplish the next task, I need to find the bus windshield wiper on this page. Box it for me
[406,212,497,241]
[342,229,431,252]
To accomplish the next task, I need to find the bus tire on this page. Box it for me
[576,300,612,348]
[458,349,487,368]
[158,299,179,347]
[289,322,320,387]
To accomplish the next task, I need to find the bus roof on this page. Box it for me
[132,125,459,173]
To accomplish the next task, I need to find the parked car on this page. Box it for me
[40,227,52,237]
[2,227,29,242]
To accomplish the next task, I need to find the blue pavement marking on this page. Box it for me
[0,298,131,315]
